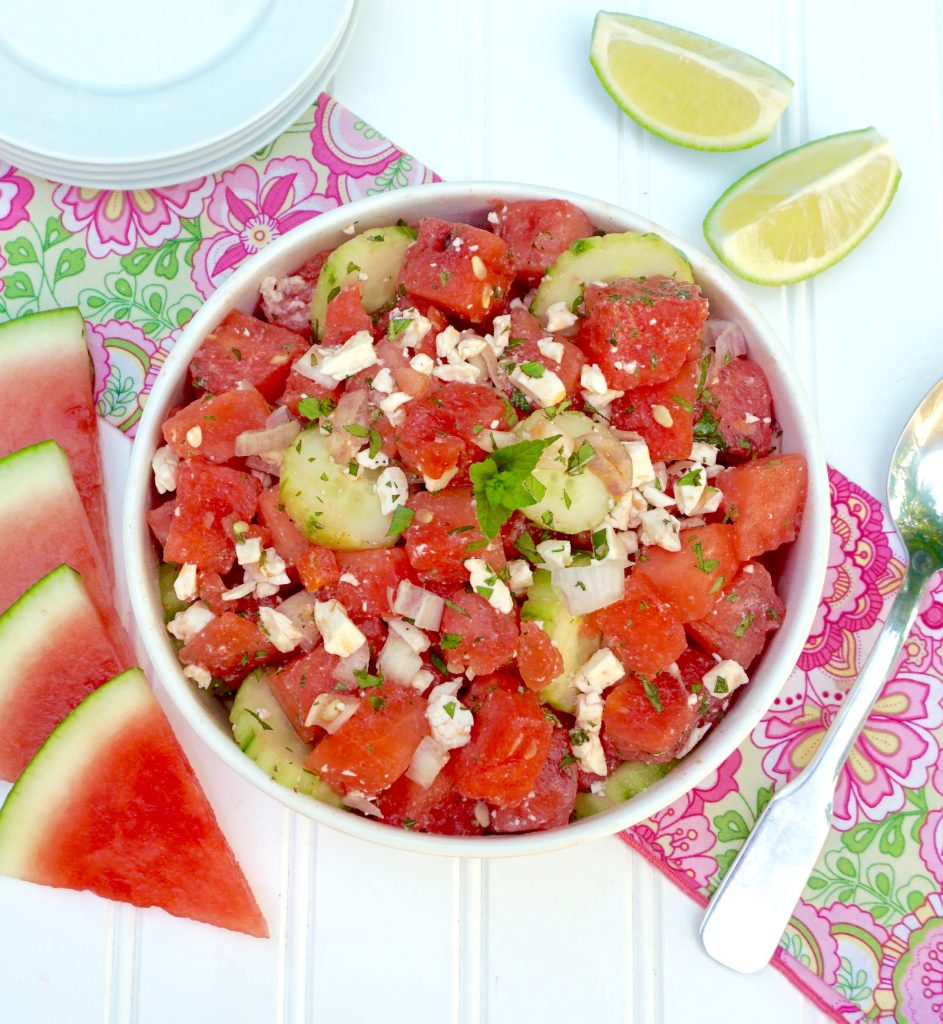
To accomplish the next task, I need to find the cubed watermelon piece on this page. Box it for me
[603,672,696,763]
[501,307,585,398]
[179,611,276,684]
[440,590,518,676]
[329,548,414,620]
[634,524,739,623]
[717,454,808,561]
[687,562,785,667]
[490,727,577,832]
[610,359,698,462]
[705,357,774,460]
[190,310,309,400]
[162,388,270,462]
[322,282,373,347]
[518,621,565,691]
[374,761,484,836]
[267,644,340,744]
[491,199,595,286]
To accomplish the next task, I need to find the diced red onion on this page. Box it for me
[342,790,383,817]
[469,346,508,392]
[706,320,748,381]
[387,617,431,653]
[332,641,370,684]
[405,736,449,789]
[579,431,633,496]
[276,591,321,652]
[292,345,336,388]
[235,420,301,457]
[304,693,360,734]
[551,562,625,615]
[392,580,444,630]
[377,632,423,686]
[266,405,294,428]
[325,389,369,464]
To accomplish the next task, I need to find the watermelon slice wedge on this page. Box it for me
[0,565,128,783]
[0,440,130,662]
[0,668,268,938]
[0,308,113,577]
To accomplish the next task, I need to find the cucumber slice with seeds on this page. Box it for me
[280,427,395,550]
[531,232,693,321]
[311,224,417,337]
[231,670,341,806]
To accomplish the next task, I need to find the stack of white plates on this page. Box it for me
[0,0,357,188]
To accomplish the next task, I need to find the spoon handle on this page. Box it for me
[699,566,931,974]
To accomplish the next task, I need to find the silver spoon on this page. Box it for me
[700,377,943,973]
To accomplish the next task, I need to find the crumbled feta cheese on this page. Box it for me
[457,334,488,361]
[409,352,434,374]
[356,447,389,470]
[698,485,723,514]
[572,648,625,694]
[544,300,578,332]
[422,466,458,492]
[622,439,655,488]
[318,330,378,381]
[173,563,198,603]
[651,404,674,429]
[342,791,383,817]
[371,367,395,394]
[605,488,648,531]
[342,223,357,235]
[743,412,760,424]
[426,681,474,749]
[378,390,412,426]
[674,466,707,516]
[432,362,482,384]
[375,466,409,515]
[182,663,213,689]
[405,735,450,788]
[593,523,629,563]
[152,445,179,494]
[388,617,431,653]
[507,559,534,595]
[487,210,500,225]
[410,668,435,693]
[258,606,304,653]
[509,364,566,408]
[235,535,262,566]
[536,539,572,570]
[464,558,513,614]
[474,801,491,828]
[572,690,607,776]
[581,387,624,415]
[580,363,610,396]
[314,599,367,657]
[435,325,461,360]
[617,529,638,556]
[358,271,369,282]
[613,359,639,375]
[471,255,487,280]
[338,572,359,586]
[240,546,291,599]
[689,441,718,466]
[702,659,749,698]
[167,601,215,642]
[639,508,682,551]
[537,337,565,363]
[487,314,512,356]
[221,581,256,602]
[388,307,432,349]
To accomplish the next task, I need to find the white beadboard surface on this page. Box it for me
[3,1,942,1021]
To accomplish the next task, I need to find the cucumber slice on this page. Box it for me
[158,562,188,623]
[280,427,395,550]
[574,760,672,818]
[311,224,417,337]
[231,670,341,806]
[522,569,600,714]
[514,409,615,534]
[531,232,693,321]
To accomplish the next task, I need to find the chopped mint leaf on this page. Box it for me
[469,435,560,538]
[734,613,756,639]
[368,428,383,459]
[676,467,703,488]
[567,440,595,475]
[440,633,462,650]
[386,505,415,537]
[688,536,720,574]
[443,597,470,618]
[354,668,383,689]
[640,675,663,713]
[443,701,458,719]
[245,709,272,731]
[520,361,546,378]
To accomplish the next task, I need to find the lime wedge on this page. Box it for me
[703,127,901,285]
[589,11,792,151]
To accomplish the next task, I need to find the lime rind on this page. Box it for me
[703,127,902,285]
[590,11,793,152]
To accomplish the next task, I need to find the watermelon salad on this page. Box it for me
[148,198,808,836]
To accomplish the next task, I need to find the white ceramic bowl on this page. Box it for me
[124,181,830,858]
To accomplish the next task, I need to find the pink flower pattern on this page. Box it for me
[53,178,213,258]
[191,156,337,297]
[0,162,33,232]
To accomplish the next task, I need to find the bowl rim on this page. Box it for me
[123,180,830,858]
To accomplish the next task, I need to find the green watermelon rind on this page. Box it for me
[0,565,94,706]
[0,668,148,878]
[230,670,342,807]
[0,307,86,366]
[0,439,74,516]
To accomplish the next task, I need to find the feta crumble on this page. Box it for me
[258,606,304,653]
[314,599,367,657]
[185,425,202,449]
[182,663,213,689]
[544,300,578,332]
[409,352,434,374]
[580,363,610,396]
[639,508,682,551]
[371,367,395,394]
[317,329,379,381]
[422,466,459,492]
[375,466,409,515]
[537,337,565,363]
[535,539,572,570]
[378,391,412,426]
[507,559,534,595]
[173,563,198,603]
[509,364,566,408]
[702,659,749,698]
[152,445,179,494]
[464,558,513,614]
[167,601,215,642]
[426,681,474,749]
[572,648,625,694]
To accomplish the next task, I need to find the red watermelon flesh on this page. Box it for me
[0,565,127,782]
[0,308,113,577]
[0,440,131,663]
[0,669,268,938]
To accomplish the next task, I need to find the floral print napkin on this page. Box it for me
[0,91,937,1024]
